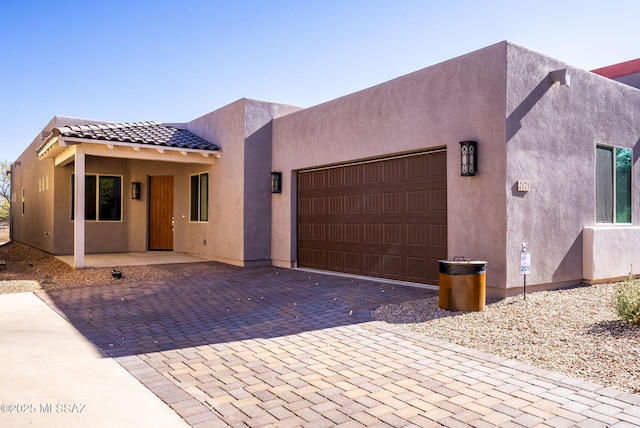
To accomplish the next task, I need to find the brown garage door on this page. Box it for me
[298,151,447,285]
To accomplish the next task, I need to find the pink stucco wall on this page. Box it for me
[272,41,640,295]
[504,44,640,294]
[187,99,301,265]
[272,42,509,291]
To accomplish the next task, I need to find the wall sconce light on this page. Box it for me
[131,182,141,199]
[271,172,282,194]
[460,141,478,176]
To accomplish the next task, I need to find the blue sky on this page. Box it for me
[1,0,638,162]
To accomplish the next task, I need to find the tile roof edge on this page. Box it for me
[38,120,222,155]
[56,121,164,134]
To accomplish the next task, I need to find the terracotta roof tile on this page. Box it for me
[50,121,220,152]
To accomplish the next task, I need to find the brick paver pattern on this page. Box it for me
[38,262,640,427]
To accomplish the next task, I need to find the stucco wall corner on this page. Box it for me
[583,226,640,281]
[582,227,595,281]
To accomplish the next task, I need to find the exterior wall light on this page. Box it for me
[460,141,478,176]
[131,182,141,199]
[271,172,282,194]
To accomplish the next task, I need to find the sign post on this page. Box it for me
[520,246,531,299]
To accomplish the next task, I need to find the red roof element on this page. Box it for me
[592,58,640,79]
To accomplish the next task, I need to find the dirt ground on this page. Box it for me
[0,226,174,294]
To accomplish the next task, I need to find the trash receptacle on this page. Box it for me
[438,257,487,312]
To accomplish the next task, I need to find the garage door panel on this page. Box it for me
[383,224,401,244]
[364,194,382,213]
[430,154,447,176]
[328,250,365,273]
[344,252,360,272]
[328,250,344,270]
[344,165,360,185]
[299,198,312,215]
[313,224,325,240]
[364,254,382,275]
[312,198,325,214]
[407,156,428,179]
[364,162,382,183]
[328,168,343,187]
[383,255,402,278]
[307,249,325,268]
[298,151,447,285]
[328,196,343,213]
[431,224,447,247]
[407,190,427,212]
[384,192,402,212]
[298,247,313,266]
[384,159,403,181]
[430,189,447,211]
[406,257,427,280]
[364,223,382,243]
[329,224,343,241]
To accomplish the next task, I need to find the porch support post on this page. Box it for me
[74,150,85,268]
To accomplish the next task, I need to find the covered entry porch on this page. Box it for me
[56,251,208,268]
[36,122,221,268]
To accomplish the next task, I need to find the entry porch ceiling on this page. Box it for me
[37,121,221,166]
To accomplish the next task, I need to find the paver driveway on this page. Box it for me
[39,262,640,427]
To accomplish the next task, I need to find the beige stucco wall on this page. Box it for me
[272,42,509,288]
[11,140,56,253]
[12,117,224,258]
[50,156,213,255]
[11,116,111,254]
[504,44,640,294]
[12,101,300,266]
[187,98,301,265]
[583,227,640,281]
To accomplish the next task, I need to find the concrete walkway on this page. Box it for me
[0,292,187,428]
[55,251,207,268]
[33,262,640,427]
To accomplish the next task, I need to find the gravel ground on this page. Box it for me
[373,283,640,395]
[0,239,173,293]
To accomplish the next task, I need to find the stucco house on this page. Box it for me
[10,41,640,297]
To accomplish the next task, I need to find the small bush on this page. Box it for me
[613,276,640,325]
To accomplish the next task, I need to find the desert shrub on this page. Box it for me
[613,276,640,325]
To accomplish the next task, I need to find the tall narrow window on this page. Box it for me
[596,146,632,223]
[72,175,122,221]
[98,176,122,221]
[190,172,209,222]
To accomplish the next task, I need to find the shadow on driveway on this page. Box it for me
[39,262,434,358]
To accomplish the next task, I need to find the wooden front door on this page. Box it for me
[149,176,174,250]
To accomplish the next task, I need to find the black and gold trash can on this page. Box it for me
[438,258,487,312]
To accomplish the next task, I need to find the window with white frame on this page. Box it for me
[190,172,209,222]
[71,174,122,221]
[596,145,631,223]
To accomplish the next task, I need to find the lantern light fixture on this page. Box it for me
[131,182,141,199]
[460,141,478,176]
[271,172,282,194]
